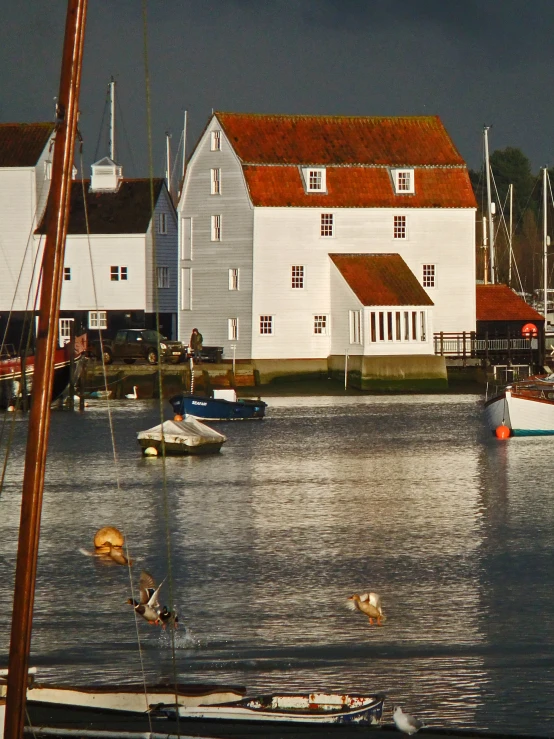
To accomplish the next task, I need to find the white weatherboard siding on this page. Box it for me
[60,235,146,310]
[251,206,474,359]
[178,118,253,358]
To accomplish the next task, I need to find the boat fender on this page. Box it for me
[173,414,184,422]
[495,425,510,439]
[144,446,159,456]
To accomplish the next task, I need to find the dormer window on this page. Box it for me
[303,167,327,193]
[392,168,415,194]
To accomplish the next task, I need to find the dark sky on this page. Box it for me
[3,1,554,183]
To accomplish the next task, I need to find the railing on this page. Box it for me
[434,332,533,357]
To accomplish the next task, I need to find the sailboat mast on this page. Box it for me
[166,130,171,196]
[4,1,88,737]
[109,77,116,161]
[484,126,495,284]
[508,184,513,288]
[542,167,548,331]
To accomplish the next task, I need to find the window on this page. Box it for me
[291,265,304,289]
[306,168,326,192]
[211,168,221,195]
[181,268,191,310]
[259,315,273,335]
[158,212,167,234]
[392,168,415,194]
[64,267,71,281]
[394,215,406,239]
[111,266,127,281]
[229,268,239,290]
[412,311,418,340]
[314,315,328,335]
[349,310,362,344]
[420,311,427,341]
[228,318,239,340]
[89,311,107,329]
[423,264,435,287]
[181,217,192,260]
[58,318,73,348]
[370,313,376,342]
[211,130,222,151]
[321,213,334,237]
[211,214,222,241]
[157,266,170,288]
[395,311,401,341]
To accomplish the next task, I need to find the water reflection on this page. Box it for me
[0,394,553,733]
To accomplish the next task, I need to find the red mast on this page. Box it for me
[4,1,88,737]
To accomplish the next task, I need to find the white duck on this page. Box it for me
[393,706,424,735]
[346,591,385,625]
[125,386,138,399]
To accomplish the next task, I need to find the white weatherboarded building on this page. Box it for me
[177,113,476,384]
[0,123,55,347]
[36,159,178,344]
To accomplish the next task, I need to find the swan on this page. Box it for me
[346,592,386,625]
[125,386,138,399]
[393,706,424,735]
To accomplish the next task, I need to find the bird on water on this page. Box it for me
[126,571,166,624]
[346,592,386,625]
[393,706,424,735]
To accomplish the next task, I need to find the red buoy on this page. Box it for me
[495,425,510,439]
[174,414,184,422]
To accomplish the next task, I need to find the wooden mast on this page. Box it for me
[4,1,88,737]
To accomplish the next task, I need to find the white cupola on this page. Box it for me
[90,156,123,192]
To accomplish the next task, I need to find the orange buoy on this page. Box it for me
[174,414,184,422]
[495,425,510,439]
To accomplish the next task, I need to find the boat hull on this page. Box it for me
[170,394,267,421]
[484,389,554,436]
[137,417,226,455]
[0,348,73,410]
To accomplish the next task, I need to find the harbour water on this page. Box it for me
[1,393,554,735]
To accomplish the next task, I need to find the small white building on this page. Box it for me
[36,158,178,344]
[0,122,55,347]
[177,112,476,382]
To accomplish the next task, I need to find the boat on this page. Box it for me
[0,344,74,410]
[137,416,226,455]
[168,692,385,726]
[169,388,267,421]
[484,374,554,436]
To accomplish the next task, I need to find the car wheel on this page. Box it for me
[123,358,136,364]
[102,349,113,365]
[147,349,158,365]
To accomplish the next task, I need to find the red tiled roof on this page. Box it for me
[330,253,434,307]
[0,123,55,167]
[216,112,465,166]
[243,165,476,208]
[37,179,166,235]
[476,284,544,321]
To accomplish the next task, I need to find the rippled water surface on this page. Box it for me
[1,393,554,735]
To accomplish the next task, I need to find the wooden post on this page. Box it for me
[439,331,444,355]
[68,322,75,410]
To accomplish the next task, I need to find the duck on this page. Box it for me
[346,592,386,625]
[393,706,424,735]
[126,571,166,624]
[158,605,179,630]
[106,543,132,566]
[125,386,138,399]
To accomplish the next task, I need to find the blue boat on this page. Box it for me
[169,389,267,421]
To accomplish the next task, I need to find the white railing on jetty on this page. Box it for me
[433,332,533,357]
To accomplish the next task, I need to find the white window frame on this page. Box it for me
[391,168,415,194]
[211,130,222,151]
[349,310,362,344]
[110,266,127,281]
[291,265,304,289]
[313,314,328,335]
[228,317,239,340]
[320,213,334,237]
[157,266,170,288]
[181,267,192,310]
[259,315,273,335]
[120,266,128,281]
[58,317,74,348]
[181,217,192,260]
[305,167,326,192]
[211,214,222,241]
[64,266,71,281]
[211,168,221,195]
[423,264,436,288]
[158,212,167,234]
[394,214,407,239]
[89,311,107,330]
[229,268,239,290]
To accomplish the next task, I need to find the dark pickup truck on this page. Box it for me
[91,329,187,365]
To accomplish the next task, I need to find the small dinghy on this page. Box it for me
[170,389,267,421]
[168,691,385,725]
[137,416,226,455]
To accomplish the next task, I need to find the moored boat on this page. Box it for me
[168,692,385,725]
[484,374,554,436]
[169,389,267,421]
[0,345,73,410]
[137,416,226,455]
